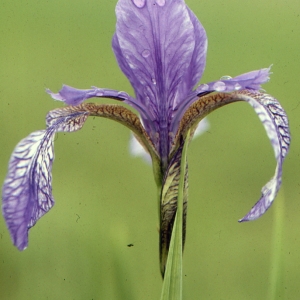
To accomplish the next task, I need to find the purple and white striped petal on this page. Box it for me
[238,92,290,221]
[2,108,92,250]
[173,90,290,221]
[2,130,55,250]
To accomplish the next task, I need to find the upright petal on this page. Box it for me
[175,7,207,106]
[113,0,203,111]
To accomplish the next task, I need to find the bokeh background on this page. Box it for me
[0,0,299,299]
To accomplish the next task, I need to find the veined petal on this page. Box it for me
[113,0,202,111]
[48,103,162,186]
[2,130,55,250]
[237,91,290,221]
[2,109,92,250]
[173,90,290,221]
[175,7,207,105]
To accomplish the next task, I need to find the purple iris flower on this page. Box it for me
[2,0,290,277]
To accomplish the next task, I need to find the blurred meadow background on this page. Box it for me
[0,0,300,299]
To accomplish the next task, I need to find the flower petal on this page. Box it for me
[173,90,290,221]
[46,85,131,105]
[172,67,271,136]
[2,130,55,250]
[196,67,271,94]
[238,91,290,221]
[2,108,92,250]
[113,0,202,110]
[175,7,207,106]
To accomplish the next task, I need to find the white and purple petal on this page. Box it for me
[2,130,55,250]
[238,91,290,221]
[2,109,92,250]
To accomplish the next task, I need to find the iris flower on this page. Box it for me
[2,0,290,277]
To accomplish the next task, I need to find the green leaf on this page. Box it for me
[160,130,190,300]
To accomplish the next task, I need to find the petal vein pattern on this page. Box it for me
[2,108,90,250]
[2,130,55,250]
[239,92,290,221]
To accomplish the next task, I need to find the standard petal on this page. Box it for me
[175,7,207,105]
[114,0,196,110]
[2,130,55,250]
[173,90,290,221]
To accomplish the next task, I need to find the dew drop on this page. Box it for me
[151,78,156,85]
[196,84,209,92]
[132,0,146,8]
[213,81,226,92]
[117,91,129,100]
[234,83,242,90]
[90,87,103,97]
[142,49,150,58]
[155,0,166,6]
[220,75,232,80]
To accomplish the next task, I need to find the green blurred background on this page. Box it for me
[0,0,299,299]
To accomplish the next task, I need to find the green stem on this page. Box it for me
[268,188,285,299]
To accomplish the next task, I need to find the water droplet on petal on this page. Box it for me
[151,78,156,85]
[196,84,209,92]
[117,91,129,100]
[96,90,104,96]
[234,83,242,90]
[132,0,146,8]
[213,81,226,92]
[155,0,166,6]
[142,49,150,58]
[220,75,232,80]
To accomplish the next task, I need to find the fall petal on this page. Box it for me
[2,130,55,250]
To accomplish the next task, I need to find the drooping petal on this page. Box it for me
[2,130,55,250]
[113,0,203,111]
[48,103,162,186]
[172,90,290,220]
[2,108,92,250]
[237,92,290,221]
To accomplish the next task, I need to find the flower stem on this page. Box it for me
[268,188,285,299]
